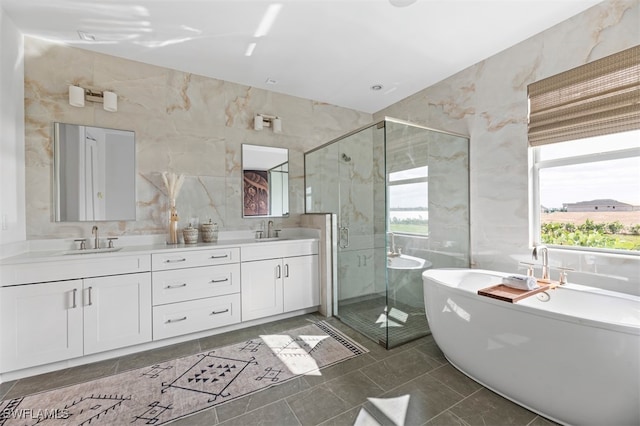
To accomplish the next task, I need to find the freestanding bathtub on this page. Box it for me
[423,268,640,426]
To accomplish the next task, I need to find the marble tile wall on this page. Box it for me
[23,37,371,241]
[374,0,640,295]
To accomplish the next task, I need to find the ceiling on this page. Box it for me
[1,0,602,113]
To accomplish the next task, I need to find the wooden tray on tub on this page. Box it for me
[478,280,555,303]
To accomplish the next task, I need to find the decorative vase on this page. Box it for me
[201,219,219,243]
[168,199,179,244]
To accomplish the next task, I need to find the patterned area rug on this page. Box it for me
[0,320,368,425]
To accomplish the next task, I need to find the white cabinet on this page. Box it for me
[0,280,83,372]
[241,258,284,321]
[283,254,319,312]
[0,271,151,371]
[241,241,319,322]
[151,247,241,340]
[83,273,152,355]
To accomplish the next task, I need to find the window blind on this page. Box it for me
[528,45,640,146]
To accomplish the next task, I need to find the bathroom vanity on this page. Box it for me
[0,237,320,381]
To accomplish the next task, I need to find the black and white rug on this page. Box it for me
[0,320,368,425]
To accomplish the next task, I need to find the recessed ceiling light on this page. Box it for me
[77,30,96,41]
[370,84,383,91]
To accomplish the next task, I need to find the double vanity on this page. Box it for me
[0,236,320,382]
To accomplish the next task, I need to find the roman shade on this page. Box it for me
[528,45,640,146]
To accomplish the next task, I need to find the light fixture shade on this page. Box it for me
[273,117,282,133]
[69,85,85,107]
[103,91,117,112]
[254,114,264,131]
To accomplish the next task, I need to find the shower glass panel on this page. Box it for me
[305,118,469,349]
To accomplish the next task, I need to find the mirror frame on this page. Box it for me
[53,122,137,222]
[241,144,289,218]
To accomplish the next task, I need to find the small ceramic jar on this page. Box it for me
[201,219,218,243]
[183,224,199,244]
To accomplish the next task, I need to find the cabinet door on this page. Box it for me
[0,280,83,371]
[241,259,283,321]
[83,273,152,355]
[283,255,319,312]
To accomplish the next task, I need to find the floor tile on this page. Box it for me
[303,353,377,387]
[171,406,218,425]
[428,364,482,397]
[4,358,118,399]
[364,372,467,425]
[0,380,16,400]
[286,384,353,425]
[216,377,310,423]
[424,410,470,425]
[322,370,385,406]
[359,348,442,391]
[448,388,538,426]
[528,415,561,425]
[317,406,364,426]
[218,400,301,426]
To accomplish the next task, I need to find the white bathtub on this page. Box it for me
[422,268,640,426]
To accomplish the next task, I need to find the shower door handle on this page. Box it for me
[339,226,350,248]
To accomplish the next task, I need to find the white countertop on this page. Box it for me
[0,228,320,265]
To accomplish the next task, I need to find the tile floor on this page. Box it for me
[0,313,557,425]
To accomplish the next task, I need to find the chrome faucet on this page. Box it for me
[92,225,99,249]
[532,244,549,280]
[267,220,274,238]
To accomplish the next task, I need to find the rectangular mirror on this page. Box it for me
[242,144,289,217]
[53,122,136,222]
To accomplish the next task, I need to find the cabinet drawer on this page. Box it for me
[152,247,239,271]
[152,294,241,340]
[241,240,318,261]
[152,264,240,305]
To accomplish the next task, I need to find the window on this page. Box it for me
[528,45,640,253]
[532,131,640,252]
[388,166,428,235]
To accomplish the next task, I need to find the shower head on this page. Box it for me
[341,153,351,162]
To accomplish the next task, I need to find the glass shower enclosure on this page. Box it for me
[305,118,469,348]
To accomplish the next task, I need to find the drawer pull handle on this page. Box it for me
[210,254,229,259]
[166,316,187,324]
[87,286,93,306]
[71,288,78,309]
[165,283,187,289]
[164,258,187,263]
[211,309,229,315]
[210,278,229,283]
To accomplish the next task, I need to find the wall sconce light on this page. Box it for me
[68,85,118,112]
[254,113,282,133]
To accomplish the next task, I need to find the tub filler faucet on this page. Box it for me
[387,232,401,257]
[532,244,549,281]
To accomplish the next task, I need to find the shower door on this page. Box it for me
[305,122,388,345]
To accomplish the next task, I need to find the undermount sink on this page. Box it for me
[62,247,123,255]
[255,237,288,242]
